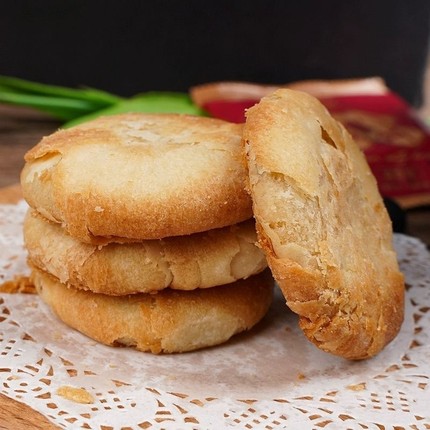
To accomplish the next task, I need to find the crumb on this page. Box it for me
[25,301,38,308]
[297,373,306,380]
[347,382,366,391]
[53,332,63,341]
[166,375,178,381]
[0,276,36,294]
[57,385,94,404]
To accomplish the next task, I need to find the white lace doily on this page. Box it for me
[1,201,429,429]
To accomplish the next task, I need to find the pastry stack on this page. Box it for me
[21,114,273,353]
[21,90,405,361]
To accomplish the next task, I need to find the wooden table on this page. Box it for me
[0,104,429,429]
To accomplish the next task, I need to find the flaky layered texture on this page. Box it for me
[21,113,252,243]
[32,267,274,354]
[244,89,404,360]
[24,210,267,294]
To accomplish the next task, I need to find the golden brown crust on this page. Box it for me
[21,113,252,242]
[0,275,35,294]
[32,267,274,354]
[244,89,405,360]
[24,210,267,294]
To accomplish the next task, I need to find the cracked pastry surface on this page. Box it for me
[21,113,252,243]
[243,89,404,360]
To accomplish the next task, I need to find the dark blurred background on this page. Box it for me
[1,0,430,105]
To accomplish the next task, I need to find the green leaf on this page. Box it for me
[0,92,103,120]
[0,76,204,125]
[0,75,122,106]
[64,92,206,127]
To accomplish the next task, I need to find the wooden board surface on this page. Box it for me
[0,183,60,430]
[0,183,22,204]
[0,394,60,430]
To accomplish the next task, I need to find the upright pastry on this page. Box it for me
[244,89,404,359]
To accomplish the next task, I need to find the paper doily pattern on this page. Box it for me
[1,201,430,429]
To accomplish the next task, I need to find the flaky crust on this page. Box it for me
[32,267,274,354]
[24,210,267,294]
[21,113,252,243]
[244,89,404,360]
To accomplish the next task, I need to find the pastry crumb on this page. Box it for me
[347,382,366,391]
[57,385,94,404]
[0,276,36,294]
[297,373,306,380]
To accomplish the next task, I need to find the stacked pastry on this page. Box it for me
[21,90,405,361]
[21,114,273,353]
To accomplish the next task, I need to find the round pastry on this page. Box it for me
[21,113,252,243]
[24,210,267,294]
[243,89,404,360]
[32,267,274,354]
